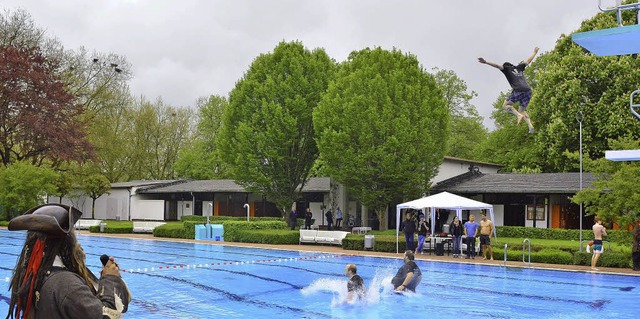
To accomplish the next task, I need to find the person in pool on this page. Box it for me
[392,250,422,292]
[345,264,366,302]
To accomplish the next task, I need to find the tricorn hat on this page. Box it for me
[8,204,83,236]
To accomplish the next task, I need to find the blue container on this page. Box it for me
[194,224,207,240]
[211,224,224,238]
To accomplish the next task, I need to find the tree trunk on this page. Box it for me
[91,198,96,219]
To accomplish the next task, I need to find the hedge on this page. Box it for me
[233,229,299,244]
[0,220,9,227]
[88,221,133,234]
[497,226,632,245]
[222,220,288,241]
[153,222,186,238]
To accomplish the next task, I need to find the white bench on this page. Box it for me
[133,221,166,233]
[351,227,372,234]
[299,230,349,245]
[75,219,102,230]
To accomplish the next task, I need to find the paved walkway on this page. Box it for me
[78,231,640,276]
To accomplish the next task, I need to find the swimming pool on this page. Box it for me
[1,229,639,318]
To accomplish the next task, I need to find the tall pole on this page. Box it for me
[576,111,584,248]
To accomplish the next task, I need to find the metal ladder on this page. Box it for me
[631,90,640,121]
[598,0,640,27]
[522,238,531,267]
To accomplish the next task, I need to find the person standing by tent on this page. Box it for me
[415,215,429,254]
[450,215,463,258]
[478,47,539,133]
[464,214,479,259]
[402,212,417,251]
[479,212,495,260]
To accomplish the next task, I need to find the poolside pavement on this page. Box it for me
[70,229,640,277]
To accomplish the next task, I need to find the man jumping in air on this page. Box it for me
[478,47,539,133]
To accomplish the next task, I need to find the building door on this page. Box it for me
[165,201,178,221]
[504,204,525,226]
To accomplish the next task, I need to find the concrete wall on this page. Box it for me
[131,199,164,220]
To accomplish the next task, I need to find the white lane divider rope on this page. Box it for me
[121,254,354,274]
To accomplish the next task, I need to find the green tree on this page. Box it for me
[526,8,640,172]
[314,47,449,226]
[0,161,58,219]
[432,68,488,160]
[572,137,640,228]
[219,41,336,215]
[175,95,230,179]
[82,173,111,219]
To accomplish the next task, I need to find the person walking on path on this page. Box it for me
[450,215,463,258]
[478,47,539,133]
[479,213,495,260]
[402,212,417,252]
[464,214,479,259]
[591,216,608,270]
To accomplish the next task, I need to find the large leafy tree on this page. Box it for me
[526,8,640,172]
[175,95,230,179]
[219,41,336,214]
[0,45,94,167]
[432,68,487,160]
[572,137,640,228]
[0,161,58,219]
[314,47,449,225]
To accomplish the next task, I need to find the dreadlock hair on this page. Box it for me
[7,230,96,319]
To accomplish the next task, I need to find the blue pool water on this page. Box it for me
[1,229,639,318]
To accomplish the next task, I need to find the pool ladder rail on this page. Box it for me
[523,238,531,267]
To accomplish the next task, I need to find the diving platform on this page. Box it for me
[572,24,640,56]
[605,149,640,161]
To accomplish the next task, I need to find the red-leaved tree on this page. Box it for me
[0,45,94,167]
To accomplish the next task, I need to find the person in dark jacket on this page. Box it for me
[6,204,131,319]
[415,215,429,254]
[304,208,313,230]
[325,210,333,230]
[289,208,297,230]
[450,215,464,258]
[402,212,416,251]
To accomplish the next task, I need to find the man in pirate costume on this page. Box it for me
[6,204,131,319]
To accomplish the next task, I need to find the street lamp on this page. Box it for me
[576,110,584,249]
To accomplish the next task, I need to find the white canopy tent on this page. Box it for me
[395,192,495,253]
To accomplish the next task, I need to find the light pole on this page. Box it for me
[576,111,584,248]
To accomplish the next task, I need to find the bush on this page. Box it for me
[342,234,405,253]
[153,223,185,238]
[0,220,9,227]
[572,251,631,268]
[88,221,133,234]
[222,220,288,241]
[233,229,299,244]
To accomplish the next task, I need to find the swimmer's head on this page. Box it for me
[404,250,415,261]
[345,263,357,276]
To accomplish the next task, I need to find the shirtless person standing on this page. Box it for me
[591,216,608,270]
[479,212,495,261]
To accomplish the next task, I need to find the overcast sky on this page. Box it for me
[4,0,605,129]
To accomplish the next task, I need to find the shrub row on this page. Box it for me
[152,222,185,238]
[154,220,289,240]
[88,222,133,234]
[497,226,632,245]
[0,220,9,227]
[233,229,299,244]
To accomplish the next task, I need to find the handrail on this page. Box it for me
[631,90,640,121]
[503,243,508,267]
[522,238,531,267]
[598,0,640,27]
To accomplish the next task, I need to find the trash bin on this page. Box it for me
[100,222,106,233]
[364,235,375,250]
[436,242,444,256]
